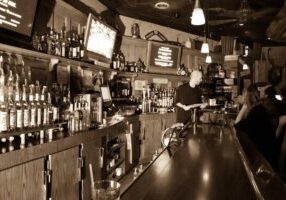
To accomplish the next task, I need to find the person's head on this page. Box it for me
[189,70,202,87]
[264,86,276,99]
[244,85,260,110]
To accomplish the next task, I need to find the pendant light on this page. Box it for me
[201,16,209,54]
[191,0,205,26]
[242,63,249,70]
[201,41,209,53]
[205,54,212,63]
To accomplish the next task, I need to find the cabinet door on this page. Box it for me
[0,158,45,200]
[140,118,162,161]
[161,113,176,131]
[121,36,147,63]
[83,138,103,200]
[51,146,80,200]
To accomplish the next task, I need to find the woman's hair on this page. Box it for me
[245,85,260,110]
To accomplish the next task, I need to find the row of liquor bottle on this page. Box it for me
[32,21,85,61]
[0,128,65,154]
[0,61,62,132]
[111,51,147,73]
[141,85,176,113]
[0,55,93,134]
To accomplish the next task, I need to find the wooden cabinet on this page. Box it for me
[161,113,176,131]
[121,36,148,63]
[82,132,104,200]
[50,146,81,200]
[139,113,176,162]
[0,145,82,200]
[0,158,45,200]
[120,36,224,74]
[139,115,162,162]
[125,116,140,172]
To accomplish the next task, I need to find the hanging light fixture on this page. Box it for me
[201,20,209,53]
[201,41,209,53]
[191,0,205,26]
[243,63,249,70]
[205,54,212,63]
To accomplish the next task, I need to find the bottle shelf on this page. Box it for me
[0,122,65,139]
[0,42,116,72]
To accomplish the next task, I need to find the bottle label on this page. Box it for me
[80,50,84,58]
[61,46,66,57]
[9,109,16,129]
[30,108,36,126]
[37,108,42,126]
[43,108,47,125]
[0,111,8,132]
[72,48,77,58]
[53,107,58,122]
[35,94,39,101]
[23,109,29,127]
[16,109,23,128]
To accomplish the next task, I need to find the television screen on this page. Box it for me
[100,86,112,103]
[147,40,181,74]
[0,0,38,36]
[84,13,117,62]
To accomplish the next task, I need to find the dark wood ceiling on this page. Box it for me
[99,0,286,46]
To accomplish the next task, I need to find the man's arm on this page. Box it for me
[176,102,207,111]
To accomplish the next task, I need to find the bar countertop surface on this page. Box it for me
[121,123,261,200]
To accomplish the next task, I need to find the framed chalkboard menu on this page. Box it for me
[147,40,182,74]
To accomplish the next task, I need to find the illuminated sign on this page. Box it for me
[0,0,38,36]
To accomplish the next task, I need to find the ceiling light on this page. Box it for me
[267,37,271,40]
[154,2,170,9]
[201,42,209,54]
[243,63,249,70]
[243,45,249,57]
[205,54,212,63]
[191,0,205,26]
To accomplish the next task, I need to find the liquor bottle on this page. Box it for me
[51,83,59,123]
[54,33,61,56]
[29,84,37,128]
[60,20,67,58]
[71,29,79,59]
[41,86,48,126]
[78,38,85,60]
[39,34,48,53]
[35,81,42,127]
[0,56,9,133]
[15,75,23,130]
[22,83,30,128]
[7,70,16,131]
[47,93,54,125]
[67,32,73,59]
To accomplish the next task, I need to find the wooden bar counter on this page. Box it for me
[121,123,286,200]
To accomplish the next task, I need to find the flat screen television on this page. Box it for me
[0,0,38,39]
[147,40,182,75]
[100,86,112,103]
[84,13,117,65]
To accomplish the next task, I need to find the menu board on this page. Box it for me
[147,41,181,74]
[0,0,38,36]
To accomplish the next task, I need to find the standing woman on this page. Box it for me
[235,85,279,169]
